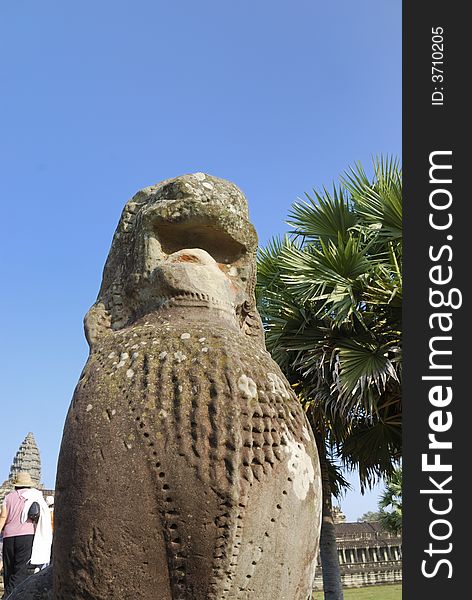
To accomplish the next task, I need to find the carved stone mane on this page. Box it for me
[50,174,321,600]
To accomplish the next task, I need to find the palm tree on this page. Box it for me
[378,467,402,535]
[357,511,382,523]
[256,157,402,600]
[258,238,349,600]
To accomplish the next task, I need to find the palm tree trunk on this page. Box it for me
[316,433,344,600]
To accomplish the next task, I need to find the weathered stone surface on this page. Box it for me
[51,174,321,599]
[7,566,53,600]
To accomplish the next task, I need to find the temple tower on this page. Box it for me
[0,432,42,503]
[9,432,42,485]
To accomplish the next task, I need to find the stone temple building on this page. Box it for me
[313,508,402,590]
[0,433,54,504]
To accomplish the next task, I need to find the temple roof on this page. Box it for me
[334,521,401,543]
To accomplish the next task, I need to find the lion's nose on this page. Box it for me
[166,248,217,266]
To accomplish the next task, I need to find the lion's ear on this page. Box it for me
[84,302,112,349]
[240,301,265,347]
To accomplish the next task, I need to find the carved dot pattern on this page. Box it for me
[94,319,312,598]
[117,333,189,599]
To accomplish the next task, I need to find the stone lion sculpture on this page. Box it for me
[27,174,322,599]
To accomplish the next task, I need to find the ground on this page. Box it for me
[1,577,402,600]
[343,584,402,599]
[313,585,402,600]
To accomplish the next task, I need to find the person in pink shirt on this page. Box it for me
[0,472,37,598]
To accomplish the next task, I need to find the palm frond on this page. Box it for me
[287,185,358,244]
[342,156,402,243]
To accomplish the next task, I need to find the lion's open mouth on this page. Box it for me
[153,220,246,265]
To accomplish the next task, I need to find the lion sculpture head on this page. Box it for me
[84,173,263,348]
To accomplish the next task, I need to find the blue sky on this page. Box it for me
[0,0,401,521]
